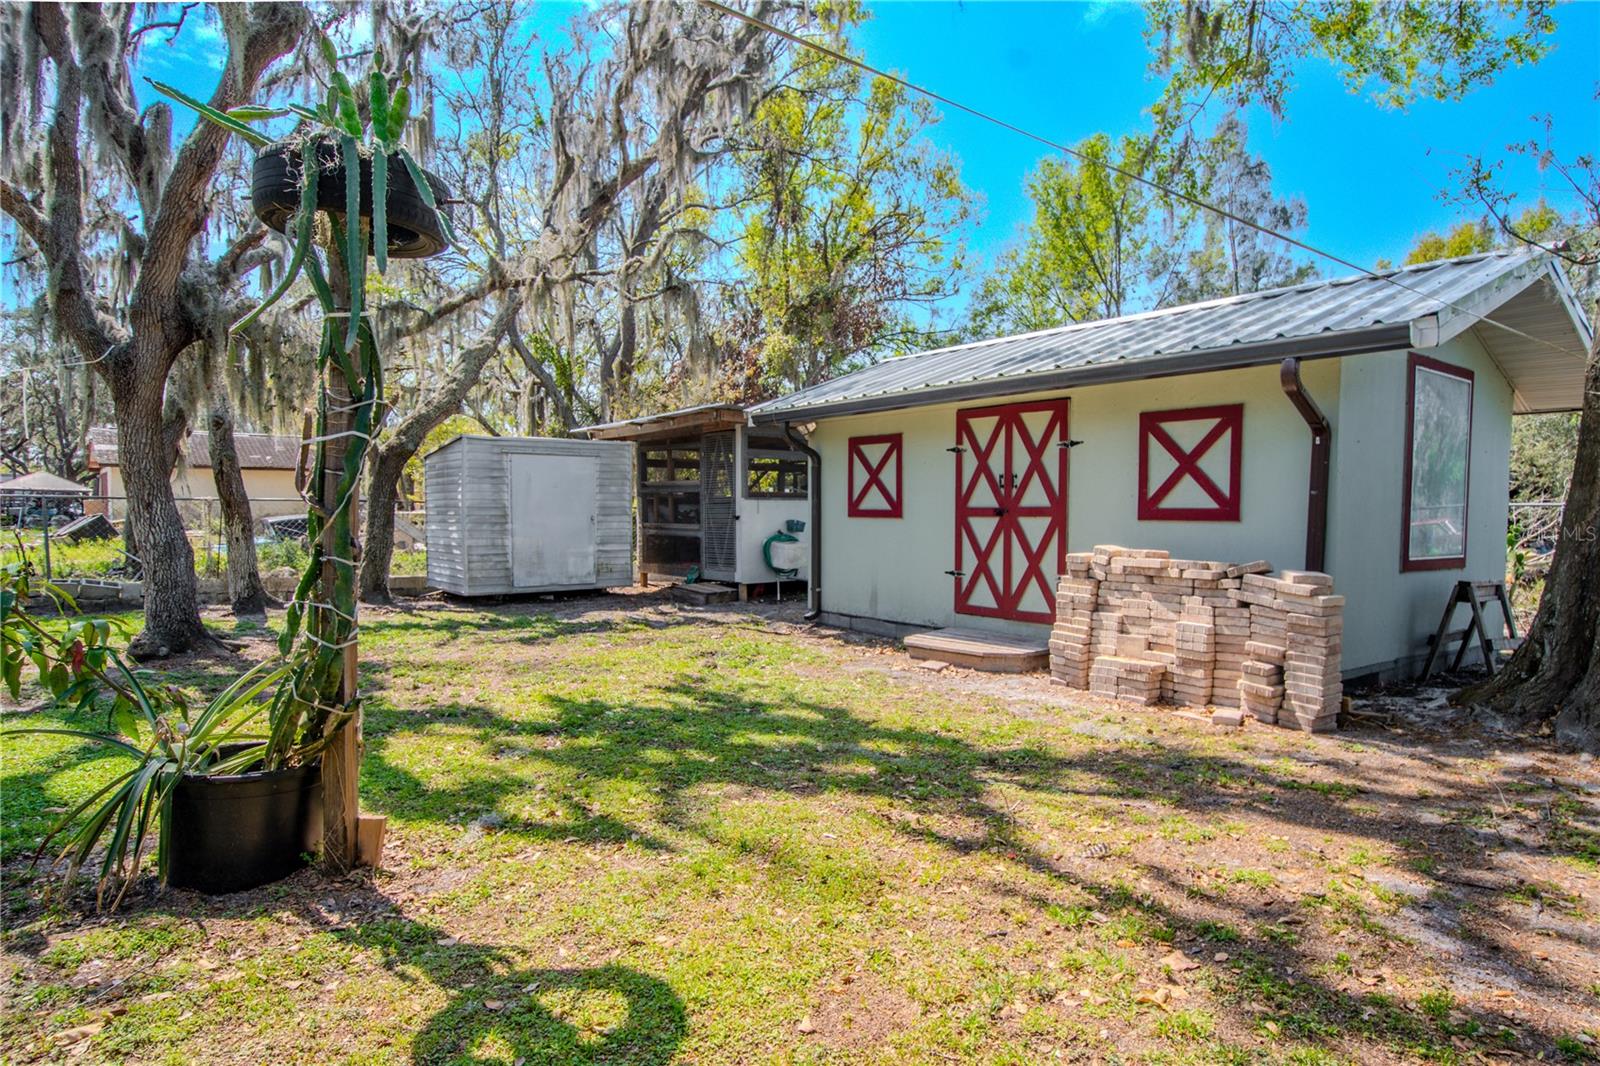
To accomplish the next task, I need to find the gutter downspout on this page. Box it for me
[783,422,822,621]
[1279,358,1330,573]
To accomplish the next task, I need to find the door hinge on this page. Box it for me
[944,569,965,577]
[1059,439,1084,449]
[946,446,966,453]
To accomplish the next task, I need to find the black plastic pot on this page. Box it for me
[165,745,323,894]
[251,138,452,259]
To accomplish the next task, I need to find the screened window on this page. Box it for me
[641,447,700,484]
[1402,354,1473,570]
[745,451,808,498]
[640,444,703,529]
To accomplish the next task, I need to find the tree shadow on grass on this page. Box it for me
[355,663,1597,1059]
[337,915,686,1066]
[8,607,1593,1061]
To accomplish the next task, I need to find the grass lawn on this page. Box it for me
[2,593,1598,1064]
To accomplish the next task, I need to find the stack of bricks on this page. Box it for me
[1234,571,1344,731]
[1088,656,1165,705]
[1169,608,1215,706]
[1049,546,1343,732]
[1282,575,1343,732]
[1239,652,1285,723]
[1049,569,1099,688]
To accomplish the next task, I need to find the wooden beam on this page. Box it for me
[318,241,361,874]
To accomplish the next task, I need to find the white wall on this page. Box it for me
[734,428,810,583]
[804,346,1514,677]
[808,361,1342,638]
[1328,336,1513,676]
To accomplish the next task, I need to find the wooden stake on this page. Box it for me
[319,239,362,873]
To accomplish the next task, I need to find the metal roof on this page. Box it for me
[573,403,749,442]
[0,471,90,494]
[750,251,1592,422]
[87,427,302,470]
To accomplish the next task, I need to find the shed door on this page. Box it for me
[509,453,597,587]
[700,431,737,580]
[954,399,1069,623]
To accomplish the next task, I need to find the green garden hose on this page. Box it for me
[763,530,800,579]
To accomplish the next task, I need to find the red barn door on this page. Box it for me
[954,399,1069,623]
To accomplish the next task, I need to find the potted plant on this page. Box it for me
[2,44,453,906]
[2,556,294,905]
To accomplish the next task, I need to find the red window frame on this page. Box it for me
[847,433,903,518]
[1137,403,1244,521]
[1401,352,1474,572]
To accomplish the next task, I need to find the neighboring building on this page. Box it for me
[748,252,1592,681]
[575,404,812,590]
[86,426,304,521]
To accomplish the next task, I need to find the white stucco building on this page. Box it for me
[749,252,1591,681]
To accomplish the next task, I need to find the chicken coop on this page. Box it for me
[576,404,811,594]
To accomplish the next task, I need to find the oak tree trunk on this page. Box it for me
[358,444,411,605]
[357,298,520,604]
[1462,331,1600,750]
[106,362,210,657]
[206,390,272,622]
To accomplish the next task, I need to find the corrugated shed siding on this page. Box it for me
[593,443,635,585]
[427,436,633,595]
[424,442,469,594]
[460,437,514,591]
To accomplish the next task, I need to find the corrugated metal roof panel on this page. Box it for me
[750,251,1586,421]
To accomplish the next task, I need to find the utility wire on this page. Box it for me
[700,0,1587,360]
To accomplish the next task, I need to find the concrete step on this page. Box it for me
[903,627,1049,673]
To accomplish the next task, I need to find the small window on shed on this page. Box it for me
[1402,354,1473,570]
[746,452,808,498]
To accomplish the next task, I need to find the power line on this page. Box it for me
[700,0,1587,360]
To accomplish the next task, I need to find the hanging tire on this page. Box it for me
[250,138,452,260]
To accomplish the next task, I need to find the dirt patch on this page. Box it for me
[798,968,922,1051]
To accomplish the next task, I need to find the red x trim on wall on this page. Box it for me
[847,434,903,518]
[1137,404,1243,521]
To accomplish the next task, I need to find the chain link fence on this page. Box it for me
[2,494,426,582]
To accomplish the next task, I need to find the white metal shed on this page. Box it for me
[424,435,634,596]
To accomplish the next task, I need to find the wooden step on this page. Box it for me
[903,627,1049,673]
[670,581,739,605]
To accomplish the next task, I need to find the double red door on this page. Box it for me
[954,399,1070,623]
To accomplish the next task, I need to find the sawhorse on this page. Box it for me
[1420,580,1518,679]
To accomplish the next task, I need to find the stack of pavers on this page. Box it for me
[1235,570,1344,731]
[1238,649,1286,723]
[1088,655,1165,704]
[1048,546,1344,731]
[1169,607,1216,707]
[1049,561,1099,689]
[1280,572,1343,732]
[1210,560,1269,706]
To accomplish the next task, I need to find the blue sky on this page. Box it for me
[854,0,1600,277]
[135,0,1598,304]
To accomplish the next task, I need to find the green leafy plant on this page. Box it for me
[151,40,453,772]
[2,552,286,906]
[0,43,453,906]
